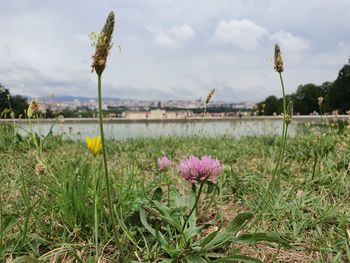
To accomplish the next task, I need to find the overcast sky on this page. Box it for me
[0,0,349,102]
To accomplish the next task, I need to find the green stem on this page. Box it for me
[7,96,16,138]
[97,74,117,240]
[28,117,32,134]
[28,117,40,156]
[201,103,208,135]
[254,72,288,213]
[36,114,43,160]
[255,125,287,213]
[311,149,318,181]
[7,96,11,112]
[94,179,99,261]
[181,181,204,233]
[280,73,287,120]
[0,193,2,245]
[277,125,288,188]
[278,72,288,187]
[167,181,171,207]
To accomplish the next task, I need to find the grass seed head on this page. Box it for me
[318,96,324,106]
[206,89,215,104]
[91,11,115,75]
[31,100,39,113]
[35,162,46,176]
[274,44,284,73]
[27,99,39,118]
[285,100,293,125]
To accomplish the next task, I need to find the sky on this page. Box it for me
[0,0,349,102]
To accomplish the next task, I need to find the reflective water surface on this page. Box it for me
[18,119,308,140]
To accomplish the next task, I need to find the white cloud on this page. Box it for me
[270,30,309,51]
[148,24,195,49]
[1,0,350,101]
[212,19,268,50]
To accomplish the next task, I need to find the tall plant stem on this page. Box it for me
[276,72,288,187]
[311,149,318,181]
[201,104,208,135]
[7,95,16,138]
[97,74,117,239]
[0,194,2,246]
[254,72,288,213]
[181,181,204,233]
[94,179,99,261]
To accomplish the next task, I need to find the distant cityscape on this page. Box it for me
[39,96,256,111]
[35,96,257,119]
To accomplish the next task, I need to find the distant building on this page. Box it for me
[107,113,117,118]
[122,109,193,119]
[149,109,166,119]
[122,111,148,119]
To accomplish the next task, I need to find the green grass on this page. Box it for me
[0,124,350,262]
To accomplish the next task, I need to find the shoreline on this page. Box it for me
[0,115,348,124]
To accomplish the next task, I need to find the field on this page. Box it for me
[1,122,349,263]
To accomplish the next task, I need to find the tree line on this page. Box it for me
[257,62,350,115]
[2,61,350,118]
[0,85,28,118]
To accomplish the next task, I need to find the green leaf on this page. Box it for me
[42,121,56,145]
[209,255,263,263]
[152,200,182,230]
[174,192,186,208]
[152,187,164,201]
[186,255,207,263]
[234,233,291,248]
[193,230,218,248]
[183,226,203,241]
[139,206,156,236]
[1,215,17,236]
[225,212,253,234]
[140,207,175,256]
[191,183,197,193]
[170,207,187,217]
[16,132,23,142]
[200,212,253,252]
[188,188,197,228]
[207,181,215,193]
[155,224,174,257]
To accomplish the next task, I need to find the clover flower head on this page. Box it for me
[178,155,222,183]
[157,156,171,170]
[86,136,102,156]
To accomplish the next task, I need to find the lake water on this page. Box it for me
[17,119,308,140]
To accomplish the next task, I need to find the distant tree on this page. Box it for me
[10,95,29,118]
[292,83,325,115]
[257,95,280,115]
[46,108,55,118]
[0,84,10,114]
[0,84,29,118]
[328,64,350,113]
[319,81,333,113]
[256,60,350,115]
[59,108,76,118]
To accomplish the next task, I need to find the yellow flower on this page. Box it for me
[86,136,102,156]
